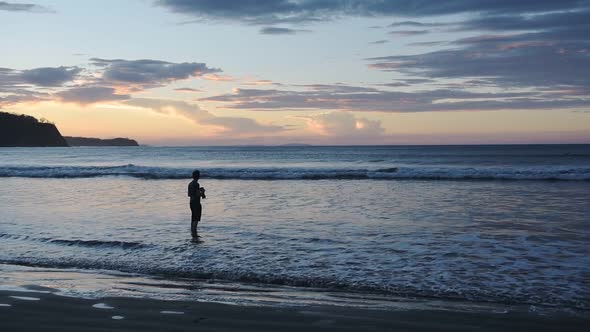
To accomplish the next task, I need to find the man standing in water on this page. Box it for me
[188,170,206,238]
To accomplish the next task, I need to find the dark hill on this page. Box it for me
[65,136,139,146]
[0,112,68,147]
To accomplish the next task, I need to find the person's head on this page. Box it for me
[192,170,200,180]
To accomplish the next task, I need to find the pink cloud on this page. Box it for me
[202,74,235,82]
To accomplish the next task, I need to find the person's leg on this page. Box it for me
[190,202,202,237]
[194,203,202,232]
[190,202,197,238]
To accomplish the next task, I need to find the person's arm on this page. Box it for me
[200,186,206,199]
[188,183,192,197]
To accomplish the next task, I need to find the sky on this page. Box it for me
[1,0,589,145]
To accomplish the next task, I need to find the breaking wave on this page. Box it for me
[0,164,589,181]
[2,258,587,310]
[0,233,147,250]
[45,239,147,249]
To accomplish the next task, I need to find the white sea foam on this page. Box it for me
[160,310,184,314]
[92,303,114,309]
[10,296,40,301]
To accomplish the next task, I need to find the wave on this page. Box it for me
[46,239,147,249]
[0,164,589,180]
[0,233,147,250]
[2,258,587,310]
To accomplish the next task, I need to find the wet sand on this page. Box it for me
[1,290,588,331]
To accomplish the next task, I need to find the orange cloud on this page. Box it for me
[202,74,235,82]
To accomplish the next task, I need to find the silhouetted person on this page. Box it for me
[188,170,206,238]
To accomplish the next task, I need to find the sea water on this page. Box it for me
[0,145,589,312]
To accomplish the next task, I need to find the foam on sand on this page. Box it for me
[160,310,184,314]
[9,296,40,301]
[92,303,114,309]
[0,289,587,331]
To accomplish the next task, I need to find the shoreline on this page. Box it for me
[1,290,589,332]
[2,263,587,315]
[1,265,589,331]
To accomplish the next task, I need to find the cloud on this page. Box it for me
[126,98,286,135]
[20,67,81,87]
[243,79,282,86]
[378,82,409,87]
[407,41,447,47]
[305,112,384,137]
[0,66,81,88]
[401,78,436,84]
[296,84,381,93]
[369,40,388,45]
[459,9,590,32]
[174,87,201,93]
[389,30,429,37]
[0,66,81,107]
[0,91,48,108]
[0,69,23,88]
[201,73,234,82]
[367,31,590,90]
[200,84,576,113]
[90,58,220,89]
[204,116,286,135]
[153,0,589,115]
[0,1,53,13]
[260,27,310,35]
[156,0,584,25]
[377,78,435,87]
[55,86,130,105]
[388,21,446,28]
[0,58,222,107]
[365,4,590,100]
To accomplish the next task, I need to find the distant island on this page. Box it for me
[279,143,312,147]
[0,111,139,147]
[0,111,68,147]
[65,136,139,147]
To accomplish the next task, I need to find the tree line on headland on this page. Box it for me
[0,111,138,147]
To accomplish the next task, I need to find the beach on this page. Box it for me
[2,288,589,332]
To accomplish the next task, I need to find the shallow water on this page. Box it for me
[0,146,589,311]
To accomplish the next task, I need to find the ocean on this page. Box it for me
[0,145,589,314]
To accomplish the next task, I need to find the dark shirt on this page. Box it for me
[188,180,201,203]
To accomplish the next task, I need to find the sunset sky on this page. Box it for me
[1,0,589,145]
